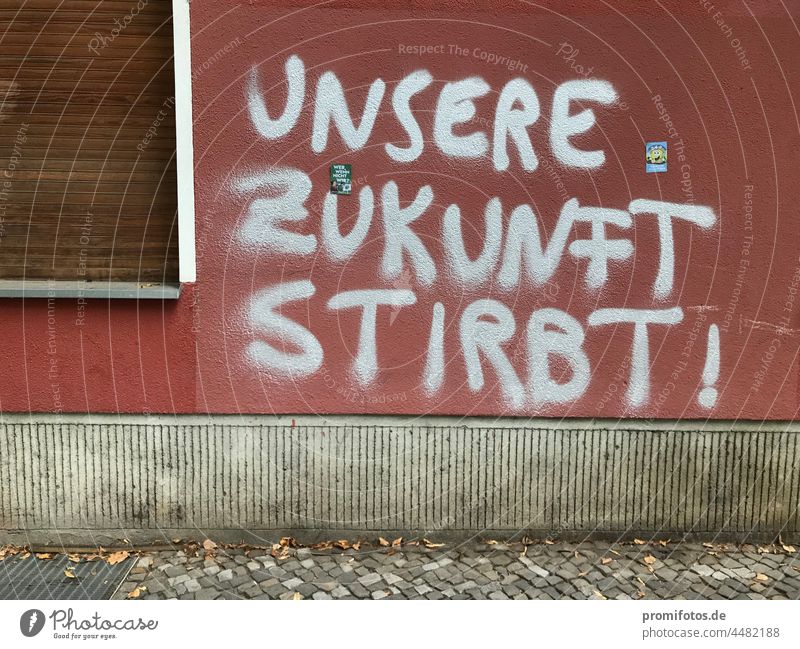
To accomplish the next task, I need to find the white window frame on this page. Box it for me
[172,0,196,284]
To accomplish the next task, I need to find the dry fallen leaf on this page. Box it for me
[107,551,129,566]
[127,587,142,599]
[544,539,554,545]
[658,540,670,547]
[271,543,290,560]
[64,568,76,579]
[633,539,646,545]
[486,539,498,545]
[782,544,796,553]
[68,554,81,563]
[35,553,53,560]
[643,555,657,565]
[333,540,350,550]
[755,573,769,582]
[0,545,21,561]
[292,592,303,600]
[635,590,646,599]
[391,537,402,548]
[601,557,613,565]
[423,539,445,549]
[202,539,217,551]
[378,537,390,547]
[702,542,714,548]
[593,589,607,600]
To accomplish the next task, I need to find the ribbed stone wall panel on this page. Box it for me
[0,416,798,544]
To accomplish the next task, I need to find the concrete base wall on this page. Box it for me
[1,415,798,546]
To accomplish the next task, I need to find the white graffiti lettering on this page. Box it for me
[235,54,720,411]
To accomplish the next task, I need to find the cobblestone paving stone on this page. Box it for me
[111,540,800,600]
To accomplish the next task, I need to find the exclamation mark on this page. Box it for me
[698,324,720,408]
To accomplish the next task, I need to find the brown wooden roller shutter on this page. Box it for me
[0,0,179,282]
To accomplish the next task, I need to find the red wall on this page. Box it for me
[2,1,799,419]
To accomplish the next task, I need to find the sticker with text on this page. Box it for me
[646,141,667,173]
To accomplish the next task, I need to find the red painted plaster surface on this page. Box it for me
[3,1,799,419]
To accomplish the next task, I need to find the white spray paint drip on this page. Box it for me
[497,201,575,290]
[385,70,433,163]
[567,200,633,289]
[527,308,591,404]
[628,200,716,299]
[312,71,386,153]
[698,324,720,408]
[423,302,446,394]
[443,198,503,286]
[434,76,490,158]
[327,289,417,386]
[321,186,373,262]
[493,77,540,171]
[550,79,617,168]
[247,55,305,139]
[236,168,316,254]
[459,299,525,409]
[588,307,683,407]
[380,181,437,287]
[247,280,323,377]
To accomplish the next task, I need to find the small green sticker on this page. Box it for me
[329,164,352,195]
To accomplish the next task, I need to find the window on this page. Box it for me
[0,0,194,297]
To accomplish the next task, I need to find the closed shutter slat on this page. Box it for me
[0,0,178,282]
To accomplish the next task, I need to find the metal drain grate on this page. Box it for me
[0,555,132,600]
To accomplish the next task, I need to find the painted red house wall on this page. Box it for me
[1,0,798,419]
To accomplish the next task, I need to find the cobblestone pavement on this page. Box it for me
[111,539,800,600]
